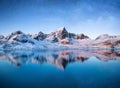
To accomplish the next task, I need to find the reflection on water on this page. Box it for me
[0,50,120,88]
[0,50,120,69]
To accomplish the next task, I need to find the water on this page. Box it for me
[0,50,120,88]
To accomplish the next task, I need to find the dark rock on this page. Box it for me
[51,36,58,43]
[13,30,23,34]
[5,30,23,40]
[57,27,69,39]
[15,34,28,43]
[69,33,76,38]
[47,27,69,40]
[69,33,89,39]
[32,32,47,41]
[74,34,89,39]
[0,35,4,39]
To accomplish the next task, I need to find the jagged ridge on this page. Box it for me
[0,27,120,50]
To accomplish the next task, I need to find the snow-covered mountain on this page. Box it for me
[92,34,120,48]
[45,27,69,43]
[29,31,47,41]
[45,27,90,44]
[1,31,48,50]
[0,27,120,50]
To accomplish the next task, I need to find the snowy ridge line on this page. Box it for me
[0,27,120,50]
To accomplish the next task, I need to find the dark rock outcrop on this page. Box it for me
[0,35,4,39]
[74,34,89,39]
[47,27,69,40]
[57,27,69,39]
[69,33,89,40]
[51,35,58,43]
[5,30,23,40]
[31,32,47,41]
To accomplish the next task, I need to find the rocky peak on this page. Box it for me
[5,30,23,40]
[56,27,66,32]
[4,30,34,43]
[0,35,4,39]
[48,27,69,40]
[31,31,47,41]
[74,34,89,39]
[57,27,68,39]
[12,30,23,35]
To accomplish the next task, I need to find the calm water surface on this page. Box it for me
[0,50,120,88]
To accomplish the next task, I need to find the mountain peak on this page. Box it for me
[0,27,120,50]
[55,27,68,39]
[47,27,69,40]
[31,31,47,41]
[11,30,23,35]
[5,30,24,40]
[56,27,66,31]
[76,34,89,39]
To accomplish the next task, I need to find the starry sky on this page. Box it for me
[0,0,120,38]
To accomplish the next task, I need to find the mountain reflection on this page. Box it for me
[0,50,120,69]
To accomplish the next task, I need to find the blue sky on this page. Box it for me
[0,0,120,38]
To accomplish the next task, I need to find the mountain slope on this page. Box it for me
[0,27,120,50]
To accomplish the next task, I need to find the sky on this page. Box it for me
[0,0,120,39]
